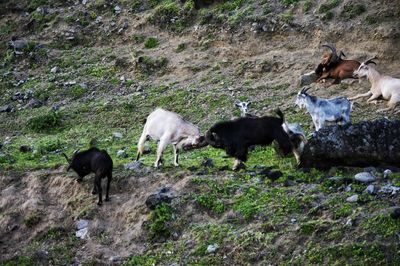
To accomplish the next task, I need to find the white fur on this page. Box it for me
[137,108,202,167]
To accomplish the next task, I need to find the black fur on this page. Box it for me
[205,110,292,163]
[67,147,113,206]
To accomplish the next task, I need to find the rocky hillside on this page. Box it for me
[1,0,400,265]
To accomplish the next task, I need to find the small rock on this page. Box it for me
[346,194,358,203]
[345,218,353,226]
[76,227,88,239]
[345,184,352,192]
[50,66,60,73]
[114,5,122,14]
[201,157,214,167]
[19,145,31,152]
[290,218,297,223]
[328,176,343,182]
[379,184,400,195]
[383,169,392,178]
[207,244,218,253]
[124,161,142,171]
[112,132,123,139]
[117,149,127,158]
[354,172,376,183]
[390,208,400,219]
[51,103,60,110]
[145,187,175,210]
[25,98,42,109]
[299,71,318,86]
[76,219,89,230]
[0,104,14,113]
[365,184,377,195]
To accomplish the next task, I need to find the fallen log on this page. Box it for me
[299,119,400,168]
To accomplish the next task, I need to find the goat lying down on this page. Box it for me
[137,108,206,167]
[296,87,352,131]
[350,57,400,112]
[205,109,301,170]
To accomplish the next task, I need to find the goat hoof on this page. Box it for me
[92,190,98,195]
[97,202,103,206]
[105,197,110,202]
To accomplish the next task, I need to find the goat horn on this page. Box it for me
[364,56,378,65]
[62,152,70,163]
[303,87,311,93]
[322,44,338,57]
[340,51,346,58]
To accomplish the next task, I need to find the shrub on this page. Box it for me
[144,37,159,49]
[318,0,340,13]
[145,203,173,240]
[340,4,366,20]
[28,111,62,132]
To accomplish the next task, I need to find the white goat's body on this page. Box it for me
[351,63,400,112]
[296,89,352,131]
[137,108,203,167]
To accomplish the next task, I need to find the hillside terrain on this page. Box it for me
[1,0,400,265]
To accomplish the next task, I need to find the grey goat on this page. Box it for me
[295,87,352,131]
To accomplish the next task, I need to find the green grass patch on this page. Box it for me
[340,3,366,20]
[27,110,63,133]
[144,37,159,49]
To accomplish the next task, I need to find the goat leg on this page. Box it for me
[349,91,372,101]
[96,176,103,206]
[105,172,112,202]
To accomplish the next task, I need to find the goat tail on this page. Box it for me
[275,108,285,124]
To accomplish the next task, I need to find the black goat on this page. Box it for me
[205,109,295,170]
[63,147,113,206]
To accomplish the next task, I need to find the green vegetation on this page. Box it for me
[340,3,366,20]
[280,0,300,7]
[280,11,294,23]
[144,37,159,49]
[303,0,312,12]
[27,110,63,133]
[145,203,174,240]
[318,0,340,13]
[23,212,42,228]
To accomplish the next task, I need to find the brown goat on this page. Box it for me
[315,44,360,85]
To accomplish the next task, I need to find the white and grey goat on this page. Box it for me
[350,57,400,112]
[235,100,254,117]
[295,87,352,131]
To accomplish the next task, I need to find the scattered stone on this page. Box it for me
[206,244,218,253]
[76,227,88,239]
[290,218,297,223]
[124,161,142,171]
[379,185,400,195]
[354,172,376,183]
[0,104,14,113]
[328,176,343,182]
[145,187,175,210]
[114,5,122,14]
[19,145,31,153]
[117,149,127,158]
[345,218,353,226]
[345,184,352,192]
[365,184,377,195]
[219,165,230,171]
[25,98,42,109]
[143,146,151,154]
[76,219,89,230]
[383,169,392,178]
[299,71,318,86]
[390,208,400,219]
[258,167,283,181]
[76,219,89,239]
[50,66,60,73]
[201,157,214,167]
[112,132,123,139]
[51,103,61,110]
[346,194,358,203]
[64,80,77,86]
[188,166,198,172]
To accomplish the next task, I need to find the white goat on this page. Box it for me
[350,57,400,112]
[137,108,205,167]
[295,87,352,131]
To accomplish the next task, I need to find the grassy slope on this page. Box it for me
[1,0,400,265]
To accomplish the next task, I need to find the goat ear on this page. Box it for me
[247,101,252,106]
